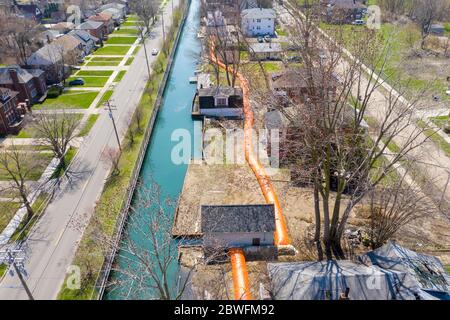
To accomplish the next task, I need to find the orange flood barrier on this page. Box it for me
[209,42,291,246]
[229,248,252,300]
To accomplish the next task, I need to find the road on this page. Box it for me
[275,3,450,209]
[0,0,180,300]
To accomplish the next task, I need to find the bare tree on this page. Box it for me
[364,175,434,250]
[130,0,159,36]
[269,1,432,260]
[33,112,80,171]
[101,147,121,176]
[0,144,44,223]
[0,14,41,65]
[411,0,449,50]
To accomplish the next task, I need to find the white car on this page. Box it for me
[352,20,366,26]
[151,49,159,56]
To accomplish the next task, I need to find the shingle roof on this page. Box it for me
[241,8,276,19]
[89,12,113,22]
[198,86,242,98]
[201,204,276,233]
[0,66,37,84]
[0,87,18,104]
[78,20,103,30]
[249,42,282,53]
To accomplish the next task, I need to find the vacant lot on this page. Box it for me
[93,45,132,56]
[0,202,20,232]
[106,37,138,45]
[34,91,99,110]
[112,28,140,35]
[0,152,53,181]
[76,70,114,77]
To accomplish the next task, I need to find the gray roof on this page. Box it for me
[69,30,99,43]
[241,8,276,19]
[78,20,103,30]
[27,43,64,66]
[268,260,437,300]
[198,86,242,98]
[201,204,275,233]
[249,42,282,53]
[0,66,42,84]
[358,242,450,295]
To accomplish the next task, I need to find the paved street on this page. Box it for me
[0,0,180,300]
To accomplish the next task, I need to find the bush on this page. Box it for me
[47,86,62,98]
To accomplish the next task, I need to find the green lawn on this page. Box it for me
[276,26,287,36]
[122,21,138,27]
[106,37,138,45]
[0,264,7,279]
[0,202,21,232]
[262,62,283,73]
[131,45,141,55]
[93,45,132,56]
[68,76,110,87]
[34,91,99,110]
[75,70,113,77]
[125,56,135,66]
[113,70,127,82]
[417,120,450,157]
[79,114,100,137]
[430,116,449,133]
[0,152,53,181]
[90,57,123,62]
[14,114,83,138]
[84,61,121,67]
[96,90,113,108]
[111,28,140,35]
[50,147,78,179]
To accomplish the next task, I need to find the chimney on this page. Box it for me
[8,68,21,92]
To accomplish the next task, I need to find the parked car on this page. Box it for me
[351,20,366,26]
[257,36,264,43]
[71,66,81,70]
[151,48,159,55]
[264,35,271,42]
[69,78,85,86]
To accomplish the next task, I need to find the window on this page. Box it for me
[215,96,227,106]
[256,19,261,22]
[252,238,261,246]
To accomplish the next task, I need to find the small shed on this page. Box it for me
[201,204,275,248]
[192,86,243,119]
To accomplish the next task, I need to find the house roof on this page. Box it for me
[69,30,99,44]
[358,242,450,295]
[89,12,113,22]
[53,34,82,52]
[267,260,437,300]
[249,42,282,54]
[241,8,276,19]
[99,3,126,11]
[78,20,104,30]
[0,66,42,84]
[27,42,66,66]
[327,0,365,9]
[51,22,75,31]
[102,8,122,19]
[271,67,338,90]
[201,204,276,233]
[198,86,243,98]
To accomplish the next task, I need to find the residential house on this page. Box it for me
[267,260,437,300]
[98,2,126,18]
[322,0,366,23]
[206,9,225,27]
[248,42,282,61]
[241,8,276,37]
[50,22,76,34]
[15,3,43,21]
[76,20,105,40]
[0,0,13,14]
[192,86,243,119]
[101,8,123,25]
[0,87,24,135]
[27,34,83,83]
[270,66,338,102]
[69,30,99,56]
[0,66,47,105]
[89,12,114,34]
[201,204,276,248]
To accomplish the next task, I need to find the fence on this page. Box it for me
[93,0,191,300]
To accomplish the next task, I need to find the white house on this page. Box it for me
[241,8,276,37]
[201,204,276,248]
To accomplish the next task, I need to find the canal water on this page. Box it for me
[104,0,201,299]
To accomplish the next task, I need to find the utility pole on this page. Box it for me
[105,100,121,151]
[1,249,34,300]
[139,27,152,78]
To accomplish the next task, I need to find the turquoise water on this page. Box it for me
[104,0,201,299]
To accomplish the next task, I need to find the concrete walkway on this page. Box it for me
[0,0,180,300]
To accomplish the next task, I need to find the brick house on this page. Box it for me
[0,66,47,106]
[0,87,24,135]
[88,12,114,34]
[77,20,105,40]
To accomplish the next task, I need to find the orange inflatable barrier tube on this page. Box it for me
[209,41,291,246]
[229,248,252,300]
